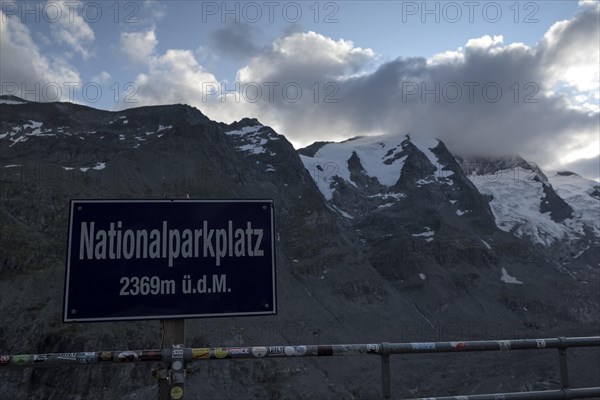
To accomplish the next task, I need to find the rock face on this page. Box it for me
[1,97,599,399]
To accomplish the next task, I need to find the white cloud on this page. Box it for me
[49,1,95,59]
[0,9,80,101]
[119,29,158,64]
[144,0,167,21]
[92,71,112,84]
[130,49,219,107]
[238,31,376,83]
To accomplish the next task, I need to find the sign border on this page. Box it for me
[63,199,277,323]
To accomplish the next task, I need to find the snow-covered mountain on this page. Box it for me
[298,135,599,256]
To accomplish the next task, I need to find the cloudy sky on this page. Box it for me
[1,0,599,180]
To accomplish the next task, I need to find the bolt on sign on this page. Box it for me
[63,199,276,322]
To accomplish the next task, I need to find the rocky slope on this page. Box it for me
[1,97,599,399]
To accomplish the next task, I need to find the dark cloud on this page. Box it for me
[209,22,260,59]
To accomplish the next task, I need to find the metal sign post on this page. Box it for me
[158,194,188,400]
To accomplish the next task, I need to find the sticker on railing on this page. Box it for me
[214,348,228,359]
[285,346,307,356]
[118,351,138,362]
[13,355,30,365]
[251,347,267,358]
[141,351,162,362]
[228,348,251,356]
[498,340,511,350]
[411,342,436,350]
[192,348,210,359]
[367,344,379,354]
[317,346,333,356]
[33,355,48,363]
[78,352,96,364]
[57,353,77,361]
[170,386,183,400]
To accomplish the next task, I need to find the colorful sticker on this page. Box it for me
[214,348,228,359]
[251,347,267,358]
[410,343,436,350]
[33,355,48,363]
[228,348,250,356]
[141,351,162,362]
[192,348,210,360]
[0,355,11,366]
[99,352,114,362]
[170,386,184,400]
[118,351,138,362]
[317,346,333,356]
[451,342,467,350]
[78,352,96,364]
[13,355,30,365]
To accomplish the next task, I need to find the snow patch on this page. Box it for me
[226,125,273,155]
[9,135,27,147]
[500,268,523,284]
[468,169,573,246]
[413,228,434,237]
[368,192,406,200]
[225,126,262,136]
[327,203,354,219]
[416,178,435,186]
[547,171,600,238]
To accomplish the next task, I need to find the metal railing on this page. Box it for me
[1,336,599,399]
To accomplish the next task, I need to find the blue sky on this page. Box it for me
[1,1,599,179]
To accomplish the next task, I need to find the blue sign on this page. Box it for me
[63,199,276,322]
